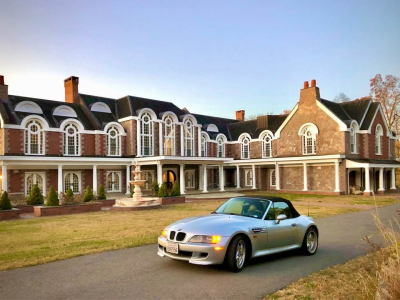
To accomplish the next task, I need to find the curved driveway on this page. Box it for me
[0,204,399,300]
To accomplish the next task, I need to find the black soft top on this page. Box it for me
[239,196,300,218]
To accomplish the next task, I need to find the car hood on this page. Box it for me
[166,214,260,236]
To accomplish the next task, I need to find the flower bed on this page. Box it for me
[0,208,20,221]
[158,196,185,205]
[34,202,102,217]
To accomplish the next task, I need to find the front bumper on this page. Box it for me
[157,236,228,265]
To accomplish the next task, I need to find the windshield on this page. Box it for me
[214,198,271,219]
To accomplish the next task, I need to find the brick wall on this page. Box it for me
[47,169,58,191]
[250,141,262,159]
[82,134,95,156]
[46,132,62,155]
[8,171,23,194]
[0,128,4,155]
[280,166,303,190]
[120,120,136,156]
[6,129,23,154]
[365,111,389,160]
[176,125,181,156]
[308,166,335,191]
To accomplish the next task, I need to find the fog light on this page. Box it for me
[214,246,224,251]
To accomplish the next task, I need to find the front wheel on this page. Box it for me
[225,235,247,272]
[302,227,318,255]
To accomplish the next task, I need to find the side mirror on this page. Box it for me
[275,214,287,224]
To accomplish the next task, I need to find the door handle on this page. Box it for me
[292,223,297,227]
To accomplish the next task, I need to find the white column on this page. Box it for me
[252,164,256,189]
[378,168,385,191]
[197,126,201,157]
[180,124,184,156]
[157,162,163,187]
[159,122,163,156]
[198,165,203,191]
[391,168,396,189]
[275,163,280,190]
[136,119,141,157]
[180,164,185,195]
[219,165,225,192]
[364,167,371,193]
[334,161,340,192]
[57,165,63,194]
[236,165,241,188]
[126,165,130,195]
[303,163,308,191]
[203,164,208,193]
[2,165,7,192]
[93,165,98,195]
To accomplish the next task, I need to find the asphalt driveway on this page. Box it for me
[1,203,399,300]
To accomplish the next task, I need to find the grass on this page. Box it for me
[243,191,399,206]
[0,200,361,271]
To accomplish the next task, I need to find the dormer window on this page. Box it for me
[240,135,251,159]
[107,126,121,156]
[63,123,80,156]
[299,123,318,155]
[375,124,383,155]
[24,119,44,155]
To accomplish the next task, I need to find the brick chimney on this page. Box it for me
[64,76,80,104]
[299,79,320,108]
[0,75,9,100]
[236,110,245,121]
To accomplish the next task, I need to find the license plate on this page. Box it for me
[166,242,178,254]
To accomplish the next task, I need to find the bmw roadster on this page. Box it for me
[157,196,318,272]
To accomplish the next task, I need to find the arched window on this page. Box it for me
[217,136,225,158]
[300,124,317,155]
[24,119,44,155]
[64,172,80,193]
[141,113,153,156]
[185,119,194,156]
[201,133,208,157]
[270,170,276,187]
[241,136,250,159]
[262,134,273,158]
[164,116,174,155]
[375,124,383,155]
[245,170,253,186]
[63,123,80,156]
[107,126,121,156]
[350,123,357,154]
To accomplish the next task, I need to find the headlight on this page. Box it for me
[161,229,168,238]
[189,235,221,244]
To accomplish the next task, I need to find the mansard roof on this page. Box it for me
[192,113,237,140]
[2,95,95,130]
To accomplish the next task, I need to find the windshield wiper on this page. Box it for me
[211,211,219,214]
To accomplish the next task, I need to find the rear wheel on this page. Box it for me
[225,235,246,272]
[302,227,318,255]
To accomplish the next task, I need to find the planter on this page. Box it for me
[97,199,116,206]
[0,208,20,221]
[15,205,41,214]
[159,196,185,205]
[34,202,102,217]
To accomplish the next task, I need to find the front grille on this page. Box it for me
[176,232,186,241]
[169,231,176,240]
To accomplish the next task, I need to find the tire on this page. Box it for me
[225,235,247,272]
[302,227,318,255]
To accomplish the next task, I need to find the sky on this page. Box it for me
[1,0,400,119]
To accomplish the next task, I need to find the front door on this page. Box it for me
[185,170,195,189]
[107,172,121,192]
[25,172,46,196]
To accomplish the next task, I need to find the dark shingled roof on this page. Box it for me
[191,113,237,140]
[320,99,351,123]
[347,158,400,165]
[3,95,95,130]
[228,120,257,140]
[79,94,116,116]
[360,102,379,130]
[339,99,371,124]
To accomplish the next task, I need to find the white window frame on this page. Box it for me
[141,170,154,190]
[106,171,122,192]
[63,171,82,193]
[25,172,46,196]
[107,126,121,156]
[185,170,195,189]
[201,133,208,157]
[24,119,45,155]
[245,169,253,187]
[216,136,225,158]
[299,124,318,155]
[375,124,383,155]
[164,115,175,156]
[63,122,80,156]
[185,119,194,157]
[262,134,273,158]
[241,135,250,159]
[141,112,154,156]
[269,169,276,187]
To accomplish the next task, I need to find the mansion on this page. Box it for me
[0,75,398,198]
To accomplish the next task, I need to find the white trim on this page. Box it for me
[118,116,139,122]
[161,111,179,123]
[275,103,299,138]
[346,160,400,169]
[59,119,85,132]
[24,172,46,197]
[90,102,112,114]
[224,154,344,166]
[63,171,82,193]
[20,115,50,130]
[269,169,276,187]
[15,101,43,114]
[53,105,77,118]
[106,171,122,192]
[244,169,253,187]
[316,100,348,131]
[182,114,198,126]
[137,108,157,120]
[298,123,319,136]
[366,105,391,136]
[206,124,219,132]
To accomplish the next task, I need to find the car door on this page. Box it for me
[264,202,301,249]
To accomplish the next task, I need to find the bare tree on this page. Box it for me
[282,109,291,115]
[370,74,400,130]
[246,112,273,120]
[333,92,351,103]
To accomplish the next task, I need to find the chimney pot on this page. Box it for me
[0,75,4,85]
[311,79,316,87]
[304,81,309,89]
[236,110,245,121]
[0,75,8,100]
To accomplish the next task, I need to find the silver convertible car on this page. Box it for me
[157,196,318,272]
